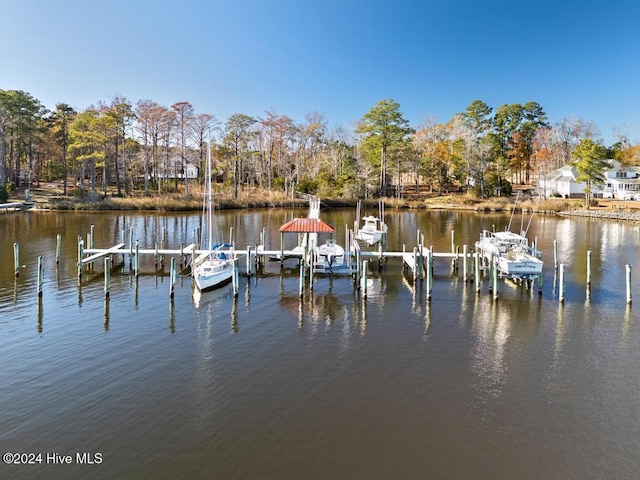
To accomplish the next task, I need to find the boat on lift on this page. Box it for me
[315,238,345,271]
[354,200,387,246]
[475,195,543,281]
[475,229,543,280]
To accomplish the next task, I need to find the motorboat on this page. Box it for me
[475,230,543,280]
[355,215,387,246]
[315,238,345,270]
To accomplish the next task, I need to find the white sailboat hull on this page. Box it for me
[194,257,233,291]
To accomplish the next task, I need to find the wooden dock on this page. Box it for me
[0,202,28,213]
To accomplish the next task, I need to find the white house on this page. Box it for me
[538,160,640,200]
[602,160,640,200]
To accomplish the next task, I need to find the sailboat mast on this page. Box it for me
[207,140,213,251]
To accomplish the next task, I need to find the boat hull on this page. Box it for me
[194,259,234,291]
[355,230,384,246]
[475,229,543,280]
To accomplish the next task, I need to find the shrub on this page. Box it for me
[0,185,8,203]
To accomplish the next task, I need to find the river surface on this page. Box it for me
[1,207,639,479]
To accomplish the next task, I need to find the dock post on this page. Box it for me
[280,232,285,266]
[554,240,558,270]
[77,239,84,280]
[426,250,433,302]
[463,245,469,282]
[233,258,239,298]
[309,250,315,291]
[229,227,234,247]
[559,263,565,303]
[451,231,456,269]
[298,256,305,299]
[362,260,368,299]
[474,250,480,293]
[179,242,185,268]
[104,257,111,298]
[169,257,176,299]
[492,258,499,301]
[626,264,632,304]
[586,250,592,286]
[135,240,140,277]
[160,227,166,268]
[14,243,19,277]
[246,246,252,276]
[538,270,543,295]
[412,247,418,281]
[56,234,61,265]
[355,247,361,288]
[37,256,44,297]
[154,241,159,269]
[90,224,95,249]
[121,228,126,265]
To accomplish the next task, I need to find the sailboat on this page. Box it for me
[193,140,234,291]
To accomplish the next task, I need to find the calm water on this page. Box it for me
[1,208,639,479]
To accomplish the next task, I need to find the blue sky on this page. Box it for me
[2,0,639,145]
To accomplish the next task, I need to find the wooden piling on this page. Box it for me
[426,250,433,302]
[233,257,239,298]
[77,239,84,280]
[90,224,95,249]
[474,250,480,293]
[298,256,305,298]
[280,232,285,266]
[554,240,558,270]
[154,241,159,268]
[104,257,111,298]
[538,269,543,295]
[14,243,19,277]
[626,264,632,304]
[492,257,498,300]
[463,245,468,282]
[37,256,44,297]
[309,251,315,290]
[56,234,61,265]
[135,240,140,277]
[586,250,592,285]
[169,257,176,299]
[559,263,565,303]
[362,260,368,299]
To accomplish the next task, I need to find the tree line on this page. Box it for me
[1,89,638,201]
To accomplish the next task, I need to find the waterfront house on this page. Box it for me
[538,160,640,200]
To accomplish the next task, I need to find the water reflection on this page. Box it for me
[470,298,510,401]
[37,298,43,333]
[169,299,175,334]
[104,297,110,331]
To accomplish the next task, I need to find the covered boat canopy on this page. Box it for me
[279,217,335,233]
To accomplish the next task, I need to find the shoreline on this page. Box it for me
[7,184,640,221]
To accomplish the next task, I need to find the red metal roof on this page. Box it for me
[279,217,335,233]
